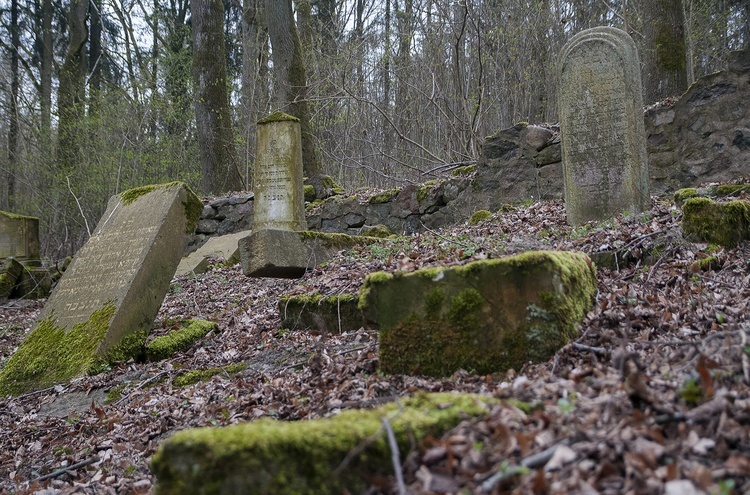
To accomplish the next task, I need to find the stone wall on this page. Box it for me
[191,50,750,242]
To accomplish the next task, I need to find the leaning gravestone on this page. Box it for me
[0,182,202,396]
[558,27,649,225]
[0,210,40,261]
[240,112,308,278]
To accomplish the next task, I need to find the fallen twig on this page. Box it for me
[479,440,568,492]
[35,456,100,482]
[382,417,406,495]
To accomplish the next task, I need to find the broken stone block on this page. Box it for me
[279,293,367,333]
[0,258,24,302]
[360,251,597,378]
[0,210,40,260]
[175,229,252,277]
[681,197,750,248]
[11,265,52,300]
[151,393,492,494]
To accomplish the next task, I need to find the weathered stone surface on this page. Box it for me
[253,113,306,231]
[558,27,649,224]
[681,197,750,248]
[11,266,52,300]
[0,211,40,261]
[360,251,597,378]
[279,293,367,333]
[239,229,308,278]
[645,49,750,194]
[175,230,252,277]
[151,393,491,495]
[0,258,24,302]
[0,182,202,395]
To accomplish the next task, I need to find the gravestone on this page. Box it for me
[252,112,306,231]
[0,211,40,261]
[0,182,202,395]
[241,112,307,278]
[558,27,649,225]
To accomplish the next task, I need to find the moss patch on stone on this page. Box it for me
[172,362,247,388]
[451,164,477,176]
[361,225,390,238]
[0,304,117,396]
[674,188,698,205]
[151,392,492,494]
[279,293,365,333]
[367,189,400,204]
[469,209,492,225]
[360,251,597,377]
[303,185,316,202]
[297,230,380,250]
[119,182,202,233]
[681,197,750,248]
[713,184,750,197]
[0,210,38,221]
[146,319,218,361]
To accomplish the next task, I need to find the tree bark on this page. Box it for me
[241,0,269,185]
[641,0,689,103]
[6,0,20,209]
[57,0,88,173]
[266,0,320,176]
[191,0,245,194]
[88,0,102,113]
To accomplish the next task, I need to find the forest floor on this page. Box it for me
[2,184,750,495]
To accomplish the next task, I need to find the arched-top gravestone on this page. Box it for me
[558,27,649,225]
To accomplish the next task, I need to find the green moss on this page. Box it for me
[257,112,299,125]
[468,209,492,226]
[713,184,750,197]
[361,225,390,238]
[367,188,400,204]
[146,319,218,361]
[319,175,344,195]
[655,22,686,72]
[119,182,202,233]
[0,210,38,221]
[681,197,750,248]
[303,184,316,202]
[695,256,720,271]
[172,362,247,388]
[106,382,128,404]
[296,230,381,250]
[0,304,117,396]
[358,271,395,310]
[417,181,440,202]
[101,328,149,365]
[451,165,476,177]
[674,188,698,205]
[151,392,492,494]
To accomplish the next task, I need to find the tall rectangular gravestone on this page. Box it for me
[240,112,308,278]
[558,27,649,225]
[0,182,202,395]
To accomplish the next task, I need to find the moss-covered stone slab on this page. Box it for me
[681,197,750,248]
[0,210,40,261]
[151,392,491,494]
[279,293,367,333]
[0,258,23,302]
[360,251,597,377]
[0,182,202,396]
[145,319,218,361]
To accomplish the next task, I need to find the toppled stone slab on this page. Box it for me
[0,182,202,396]
[279,293,368,333]
[681,197,750,248]
[240,230,381,279]
[151,392,492,494]
[0,258,23,303]
[175,230,252,277]
[360,251,597,377]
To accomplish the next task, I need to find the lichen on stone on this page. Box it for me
[172,362,247,388]
[257,112,299,125]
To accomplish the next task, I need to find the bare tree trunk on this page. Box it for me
[57,0,88,173]
[641,0,689,103]
[191,0,245,194]
[88,0,102,113]
[39,0,53,145]
[266,0,320,176]
[6,0,20,209]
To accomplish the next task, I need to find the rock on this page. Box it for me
[0,258,24,302]
[195,219,220,235]
[522,125,553,151]
[360,250,597,377]
[279,293,367,333]
[681,197,750,248]
[151,393,492,495]
[175,230,252,277]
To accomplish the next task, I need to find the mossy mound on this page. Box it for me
[360,224,391,238]
[367,189,400,204]
[146,319,219,361]
[172,362,247,388]
[360,251,597,377]
[469,209,492,225]
[681,197,750,248]
[151,392,492,494]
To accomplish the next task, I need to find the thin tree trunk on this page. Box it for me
[266,0,320,176]
[89,0,102,113]
[641,0,689,103]
[39,0,53,144]
[241,0,268,186]
[191,0,244,194]
[6,0,20,209]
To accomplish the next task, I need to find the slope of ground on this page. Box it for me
[1,187,750,494]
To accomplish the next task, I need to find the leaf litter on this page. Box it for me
[1,188,750,494]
